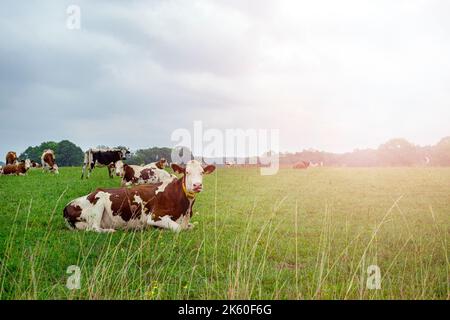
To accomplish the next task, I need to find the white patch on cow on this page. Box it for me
[147,214,182,233]
[70,192,115,233]
[24,159,31,170]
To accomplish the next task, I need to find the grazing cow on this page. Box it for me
[1,159,31,175]
[293,161,310,169]
[114,160,176,187]
[63,160,216,233]
[41,149,59,174]
[81,148,130,179]
[6,151,17,165]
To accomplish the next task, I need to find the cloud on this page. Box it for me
[0,0,449,158]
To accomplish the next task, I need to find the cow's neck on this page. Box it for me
[173,178,196,217]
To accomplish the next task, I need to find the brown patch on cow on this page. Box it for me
[86,191,100,205]
[150,178,193,220]
[6,151,17,165]
[43,152,55,167]
[122,164,136,184]
[63,205,83,228]
[140,168,154,180]
[108,189,144,221]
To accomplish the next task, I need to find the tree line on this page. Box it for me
[17,142,172,167]
[19,140,84,166]
[280,137,450,167]
[12,136,450,167]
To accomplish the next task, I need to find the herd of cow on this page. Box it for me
[1,147,216,233]
[0,149,59,176]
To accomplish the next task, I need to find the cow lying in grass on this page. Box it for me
[63,160,216,233]
[114,159,175,186]
[1,159,31,175]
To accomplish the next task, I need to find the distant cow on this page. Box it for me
[64,160,216,233]
[115,160,176,187]
[41,149,59,174]
[1,159,31,175]
[143,158,167,170]
[293,161,310,169]
[30,160,41,168]
[81,148,130,179]
[6,151,17,165]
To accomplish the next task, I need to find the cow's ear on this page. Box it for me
[203,165,216,175]
[171,163,185,174]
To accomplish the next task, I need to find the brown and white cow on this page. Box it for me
[114,160,176,187]
[144,158,168,169]
[293,161,310,169]
[41,149,59,174]
[30,160,41,168]
[1,159,31,175]
[6,151,17,165]
[63,160,216,233]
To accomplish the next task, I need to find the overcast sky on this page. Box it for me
[1,0,449,158]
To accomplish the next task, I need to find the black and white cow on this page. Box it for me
[81,148,130,179]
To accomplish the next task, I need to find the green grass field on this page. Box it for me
[0,167,448,299]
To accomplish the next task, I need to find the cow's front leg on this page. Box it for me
[81,163,87,179]
[147,215,181,233]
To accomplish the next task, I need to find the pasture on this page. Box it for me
[0,167,448,299]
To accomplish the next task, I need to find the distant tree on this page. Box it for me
[55,140,84,166]
[20,140,84,166]
[377,138,419,166]
[127,147,172,165]
[20,141,58,163]
[432,136,450,165]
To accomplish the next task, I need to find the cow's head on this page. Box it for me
[120,148,130,160]
[114,160,124,176]
[155,158,167,169]
[52,164,59,174]
[171,160,216,194]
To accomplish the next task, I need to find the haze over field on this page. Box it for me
[1,0,449,158]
